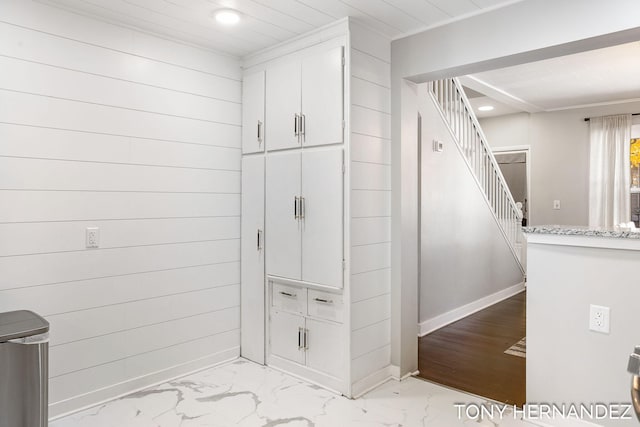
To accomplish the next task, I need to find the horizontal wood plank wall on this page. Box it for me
[0,0,242,415]
[349,21,392,386]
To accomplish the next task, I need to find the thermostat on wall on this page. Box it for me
[433,140,443,152]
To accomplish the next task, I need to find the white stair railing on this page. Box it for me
[428,78,525,273]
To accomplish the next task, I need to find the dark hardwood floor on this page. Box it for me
[417,291,526,406]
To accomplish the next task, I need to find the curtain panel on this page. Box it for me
[588,114,632,227]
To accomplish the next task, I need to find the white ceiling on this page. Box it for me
[463,41,640,118]
[40,0,522,57]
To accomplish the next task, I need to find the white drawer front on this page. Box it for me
[272,283,307,315]
[308,289,343,323]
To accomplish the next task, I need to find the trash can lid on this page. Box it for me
[0,310,49,343]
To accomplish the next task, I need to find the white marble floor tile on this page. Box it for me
[51,359,538,427]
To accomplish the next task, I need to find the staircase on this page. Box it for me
[428,78,525,274]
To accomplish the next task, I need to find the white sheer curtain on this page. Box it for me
[588,114,632,227]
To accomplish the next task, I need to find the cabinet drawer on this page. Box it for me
[272,283,307,315]
[308,289,343,323]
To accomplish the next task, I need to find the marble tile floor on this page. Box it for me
[51,359,538,427]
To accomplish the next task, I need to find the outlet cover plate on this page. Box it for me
[589,304,610,334]
[86,227,100,249]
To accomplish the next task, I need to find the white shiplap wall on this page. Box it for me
[349,21,392,392]
[0,0,242,416]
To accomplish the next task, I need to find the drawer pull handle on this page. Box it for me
[279,291,297,298]
[314,298,333,304]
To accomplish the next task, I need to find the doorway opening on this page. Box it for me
[414,81,526,407]
[493,147,531,227]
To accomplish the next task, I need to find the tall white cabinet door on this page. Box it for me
[242,71,265,154]
[270,310,305,365]
[266,60,301,151]
[241,156,265,364]
[306,319,344,378]
[301,148,344,288]
[301,46,344,147]
[266,151,301,280]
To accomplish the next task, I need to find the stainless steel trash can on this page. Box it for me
[0,310,50,427]
[629,346,640,422]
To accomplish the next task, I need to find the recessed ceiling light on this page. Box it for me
[478,105,494,112]
[214,9,240,26]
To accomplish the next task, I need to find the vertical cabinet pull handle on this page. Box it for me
[294,196,299,219]
[304,328,309,350]
[300,197,305,219]
[294,114,299,136]
[257,120,263,144]
[301,114,306,142]
[298,327,303,349]
[257,229,263,250]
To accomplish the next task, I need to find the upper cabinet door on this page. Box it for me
[266,60,301,151]
[240,156,265,364]
[266,151,302,281]
[301,148,344,288]
[301,46,344,148]
[242,71,265,154]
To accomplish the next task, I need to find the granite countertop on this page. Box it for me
[523,225,640,239]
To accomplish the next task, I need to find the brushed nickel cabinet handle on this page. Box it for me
[294,114,299,136]
[257,229,263,250]
[279,291,297,298]
[257,120,263,144]
[314,297,333,304]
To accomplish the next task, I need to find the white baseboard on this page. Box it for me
[389,365,418,381]
[418,282,525,337]
[351,365,395,398]
[49,347,240,420]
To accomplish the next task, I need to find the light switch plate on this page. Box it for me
[433,140,443,152]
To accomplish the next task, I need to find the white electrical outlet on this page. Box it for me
[589,304,610,334]
[553,200,561,210]
[86,227,100,249]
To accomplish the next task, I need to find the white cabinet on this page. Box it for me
[242,71,265,154]
[265,61,301,151]
[266,151,301,280]
[301,47,344,148]
[240,156,265,364]
[270,309,306,365]
[269,283,344,379]
[242,39,348,395]
[266,147,343,288]
[301,148,344,287]
[305,318,344,378]
[265,46,344,152]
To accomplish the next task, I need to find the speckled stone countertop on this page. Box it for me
[523,225,640,239]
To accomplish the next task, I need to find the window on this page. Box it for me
[631,124,640,227]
